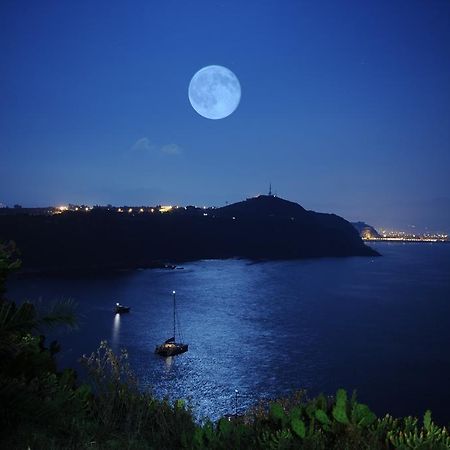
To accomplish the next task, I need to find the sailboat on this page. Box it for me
[155,290,188,357]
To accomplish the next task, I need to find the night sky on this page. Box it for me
[1,1,449,231]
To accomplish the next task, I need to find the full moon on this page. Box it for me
[188,65,241,120]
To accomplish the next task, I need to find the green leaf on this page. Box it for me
[316,393,327,411]
[335,388,347,407]
[289,406,302,419]
[291,417,306,439]
[332,389,349,424]
[305,403,317,419]
[424,409,432,432]
[315,409,331,426]
[193,427,203,448]
[351,403,377,427]
[270,402,285,422]
[75,384,91,401]
[203,421,214,441]
[219,418,232,437]
[333,406,349,424]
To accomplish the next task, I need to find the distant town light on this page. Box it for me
[139,208,144,213]
[58,206,68,212]
[128,208,132,213]
[159,205,173,213]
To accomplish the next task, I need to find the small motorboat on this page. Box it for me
[155,291,188,357]
[114,302,130,314]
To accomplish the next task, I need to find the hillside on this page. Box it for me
[0,195,378,272]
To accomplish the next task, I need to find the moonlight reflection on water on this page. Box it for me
[7,243,450,423]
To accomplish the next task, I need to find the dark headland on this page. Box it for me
[0,195,379,272]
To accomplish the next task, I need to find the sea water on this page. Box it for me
[7,242,450,424]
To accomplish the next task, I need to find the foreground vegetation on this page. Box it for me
[0,242,449,449]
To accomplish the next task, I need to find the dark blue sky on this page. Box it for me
[1,0,449,231]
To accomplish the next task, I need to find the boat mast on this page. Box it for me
[172,290,176,340]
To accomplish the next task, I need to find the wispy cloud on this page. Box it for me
[130,137,155,152]
[160,143,182,155]
[130,137,182,156]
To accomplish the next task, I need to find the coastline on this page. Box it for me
[11,250,381,277]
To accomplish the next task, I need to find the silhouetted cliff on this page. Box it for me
[0,195,378,272]
[352,221,382,239]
